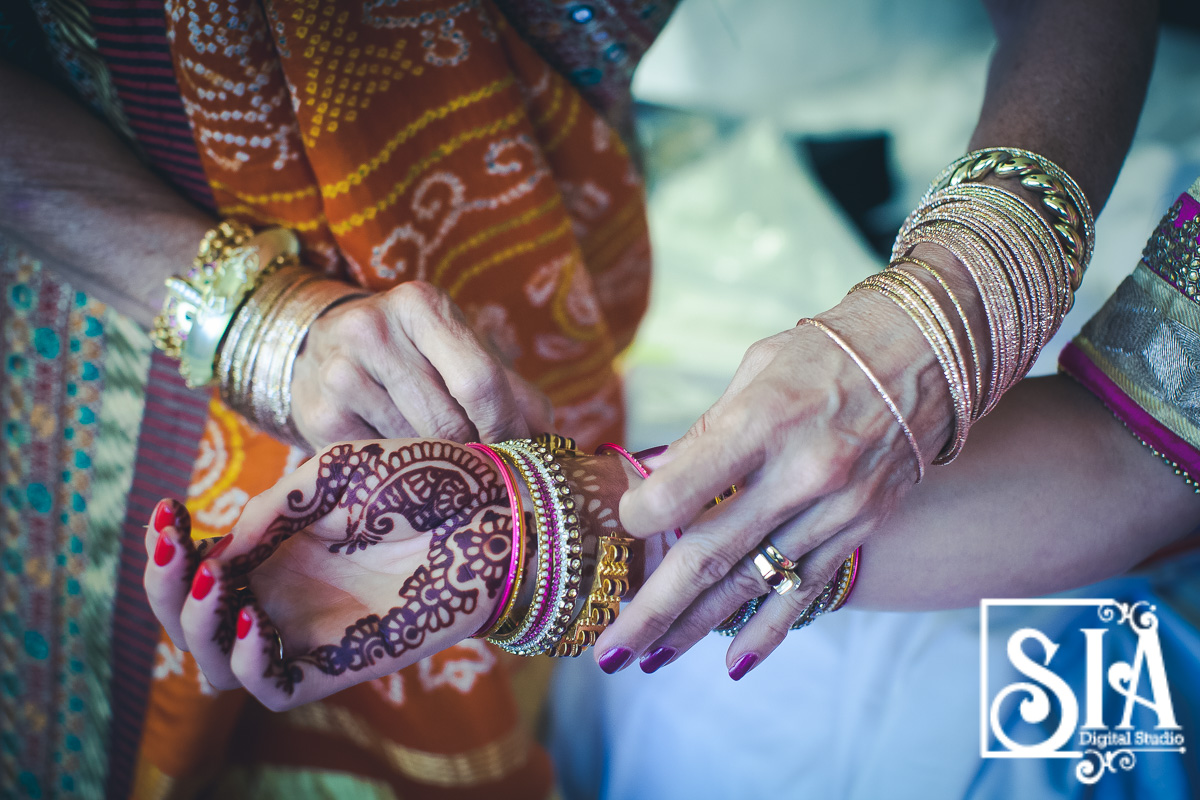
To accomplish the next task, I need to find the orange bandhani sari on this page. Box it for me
[133,0,661,796]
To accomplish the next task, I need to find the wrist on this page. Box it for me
[818,288,954,467]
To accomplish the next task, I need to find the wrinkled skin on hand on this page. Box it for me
[291,280,553,450]
[597,274,964,679]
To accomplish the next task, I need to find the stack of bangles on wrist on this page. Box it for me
[797,148,1095,477]
[151,219,367,448]
[466,437,861,654]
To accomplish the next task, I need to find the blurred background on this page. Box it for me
[620,0,1200,453]
[549,2,1200,797]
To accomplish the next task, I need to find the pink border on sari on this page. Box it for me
[1060,341,1200,479]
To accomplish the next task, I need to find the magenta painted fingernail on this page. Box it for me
[633,445,668,461]
[729,653,758,681]
[639,646,676,674]
[598,646,633,674]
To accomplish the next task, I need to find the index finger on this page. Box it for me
[619,403,766,538]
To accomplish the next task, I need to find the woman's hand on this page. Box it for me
[142,437,644,709]
[143,439,515,710]
[291,280,553,450]
[594,284,960,678]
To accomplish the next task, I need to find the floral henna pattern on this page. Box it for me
[212,441,504,657]
[281,503,512,691]
[328,441,498,554]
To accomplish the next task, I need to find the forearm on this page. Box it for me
[848,375,1199,610]
[973,0,1158,209]
[0,62,211,325]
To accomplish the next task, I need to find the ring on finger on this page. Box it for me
[753,544,801,596]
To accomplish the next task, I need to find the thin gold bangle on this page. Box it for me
[797,318,925,484]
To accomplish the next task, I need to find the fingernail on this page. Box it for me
[153,499,176,533]
[153,530,176,567]
[633,445,668,461]
[639,646,676,674]
[206,534,233,560]
[237,608,252,640]
[191,563,215,600]
[729,653,758,681]
[598,646,633,674]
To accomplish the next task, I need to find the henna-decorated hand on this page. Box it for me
[142,438,643,710]
[143,440,517,710]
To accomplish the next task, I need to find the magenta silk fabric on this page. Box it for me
[1059,340,1200,479]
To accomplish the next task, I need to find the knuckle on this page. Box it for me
[393,280,445,313]
[677,543,736,588]
[318,356,361,395]
[728,563,768,599]
[331,303,386,343]
[762,614,793,643]
[445,366,503,410]
[637,604,682,639]
[300,399,345,441]
[423,407,474,443]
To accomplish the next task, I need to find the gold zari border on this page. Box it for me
[1074,263,1200,451]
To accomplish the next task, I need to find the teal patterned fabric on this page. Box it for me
[0,241,150,798]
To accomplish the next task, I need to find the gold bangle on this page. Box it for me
[854,270,972,463]
[892,257,982,418]
[797,318,925,484]
[152,222,298,388]
[216,265,366,448]
[927,147,1094,289]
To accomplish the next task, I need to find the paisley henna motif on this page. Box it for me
[328,441,497,554]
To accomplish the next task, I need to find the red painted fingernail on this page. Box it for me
[639,646,676,674]
[153,531,176,566]
[206,535,233,560]
[191,563,215,600]
[598,646,633,674]
[153,499,176,533]
[729,653,758,681]
[237,608,253,640]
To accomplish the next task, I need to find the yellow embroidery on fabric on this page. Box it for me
[543,94,581,153]
[549,254,605,342]
[581,197,644,262]
[211,181,320,205]
[282,703,531,787]
[330,110,527,236]
[546,366,620,406]
[586,217,648,274]
[538,347,617,396]
[430,195,563,287]
[447,217,573,298]
[217,204,328,233]
[322,76,517,199]
[533,82,564,129]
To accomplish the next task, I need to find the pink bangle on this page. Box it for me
[467,443,525,638]
[595,443,684,540]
